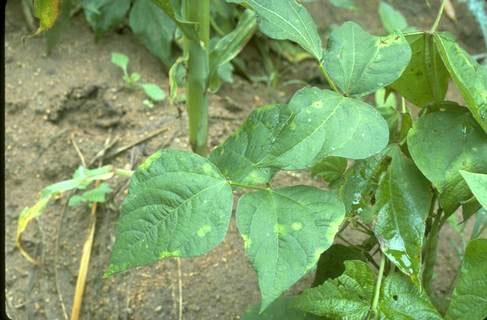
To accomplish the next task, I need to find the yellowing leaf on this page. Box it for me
[34,0,60,34]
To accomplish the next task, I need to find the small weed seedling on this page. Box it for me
[111,52,166,108]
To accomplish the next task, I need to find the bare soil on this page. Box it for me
[5,1,486,319]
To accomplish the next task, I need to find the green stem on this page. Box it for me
[183,0,210,155]
[319,62,340,93]
[228,181,270,191]
[430,0,447,33]
[371,254,386,319]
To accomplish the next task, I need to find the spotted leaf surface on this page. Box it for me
[106,150,233,276]
[236,186,345,311]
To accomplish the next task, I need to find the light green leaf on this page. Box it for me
[106,150,233,276]
[375,88,400,129]
[390,32,449,107]
[407,110,487,214]
[111,52,129,73]
[168,57,186,103]
[82,0,131,35]
[237,186,345,311]
[261,87,389,170]
[446,239,487,320]
[68,183,113,207]
[324,21,412,97]
[310,156,348,185]
[227,0,323,60]
[434,33,487,133]
[378,2,410,33]
[209,9,257,92]
[293,260,376,319]
[241,297,316,320]
[209,104,291,185]
[312,244,365,287]
[129,0,176,67]
[330,0,357,10]
[460,171,487,210]
[373,147,432,282]
[141,83,166,102]
[379,273,442,320]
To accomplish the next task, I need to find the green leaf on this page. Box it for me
[227,0,323,60]
[373,147,432,282]
[106,150,233,276]
[446,239,487,320]
[312,244,365,287]
[310,156,347,185]
[82,0,131,35]
[378,2,410,33]
[434,33,487,133]
[261,87,389,170]
[34,0,60,34]
[339,150,390,217]
[460,171,487,210]
[330,0,357,10]
[129,0,177,67]
[407,110,487,214]
[111,52,129,74]
[379,273,442,320]
[323,21,412,97]
[293,260,376,319]
[390,33,449,108]
[141,83,166,102]
[242,297,316,320]
[68,183,113,207]
[151,0,198,40]
[295,260,441,319]
[209,104,291,185]
[236,186,345,311]
[209,9,257,92]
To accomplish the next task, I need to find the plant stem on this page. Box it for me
[371,254,386,319]
[183,0,210,155]
[319,62,340,93]
[228,181,270,191]
[430,0,447,33]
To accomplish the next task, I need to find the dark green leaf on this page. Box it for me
[106,150,233,276]
[237,186,345,311]
[209,104,291,185]
[130,0,176,67]
[446,239,487,320]
[391,33,449,108]
[434,33,487,133]
[151,0,198,40]
[373,147,432,281]
[407,110,487,214]
[313,244,365,287]
[209,9,257,92]
[460,171,487,210]
[227,0,323,60]
[324,21,412,97]
[82,0,131,35]
[310,156,348,185]
[261,87,389,170]
[293,260,376,319]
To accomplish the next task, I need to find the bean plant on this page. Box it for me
[24,0,487,319]
[103,1,487,319]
